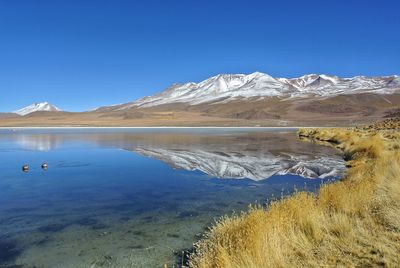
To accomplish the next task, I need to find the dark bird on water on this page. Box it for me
[22,165,29,172]
[41,163,48,170]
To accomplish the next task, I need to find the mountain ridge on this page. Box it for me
[98,72,400,111]
[2,73,399,127]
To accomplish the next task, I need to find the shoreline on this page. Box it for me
[0,126,333,129]
[189,118,400,267]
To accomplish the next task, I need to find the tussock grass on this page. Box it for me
[189,120,400,267]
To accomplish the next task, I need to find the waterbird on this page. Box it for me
[41,163,48,170]
[22,165,29,172]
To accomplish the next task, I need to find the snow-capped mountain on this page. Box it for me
[14,102,61,116]
[134,148,345,180]
[115,72,400,109]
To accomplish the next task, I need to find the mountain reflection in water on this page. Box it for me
[2,129,345,180]
[0,128,347,267]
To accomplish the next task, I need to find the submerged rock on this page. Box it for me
[38,223,69,232]
[177,211,199,219]
[35,237,51,246]
[75,217,98,226]
[141,216,154,223]
[166,233,180,238]
[127,245,144,249]
[91,223,109,230]
[132,230,144,236]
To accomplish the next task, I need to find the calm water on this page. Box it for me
[0,128,345,268]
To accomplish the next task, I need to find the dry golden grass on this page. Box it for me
[189,120,400,267]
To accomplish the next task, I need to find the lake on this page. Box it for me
[0,128,345,268]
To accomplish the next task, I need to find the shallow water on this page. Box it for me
[0,128,345,267]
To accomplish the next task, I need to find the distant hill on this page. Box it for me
[14,102,61,116]
[0,112,19,118]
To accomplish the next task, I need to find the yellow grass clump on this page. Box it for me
[189,120,400,267]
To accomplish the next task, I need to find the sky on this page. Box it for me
[0,0,399,112]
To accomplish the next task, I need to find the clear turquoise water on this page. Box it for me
[0,129,344,268]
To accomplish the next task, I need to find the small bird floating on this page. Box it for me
[41,163,48,170]
[22,165,29,172]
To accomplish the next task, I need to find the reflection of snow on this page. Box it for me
[6,131,346,180]
[134,148,345,181]
[15,135,62,151]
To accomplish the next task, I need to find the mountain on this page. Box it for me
[105,72,400,110]
[1,73,399,127]
[0,112,19,118]
[14,102,61,116]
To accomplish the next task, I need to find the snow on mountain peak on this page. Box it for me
[114,72,400,109]
[14,102,61,116]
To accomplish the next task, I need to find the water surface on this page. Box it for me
[0,128,345,267]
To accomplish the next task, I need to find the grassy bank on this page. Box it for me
[189,119,400,267]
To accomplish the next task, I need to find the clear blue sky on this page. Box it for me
[0,0,399,112]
